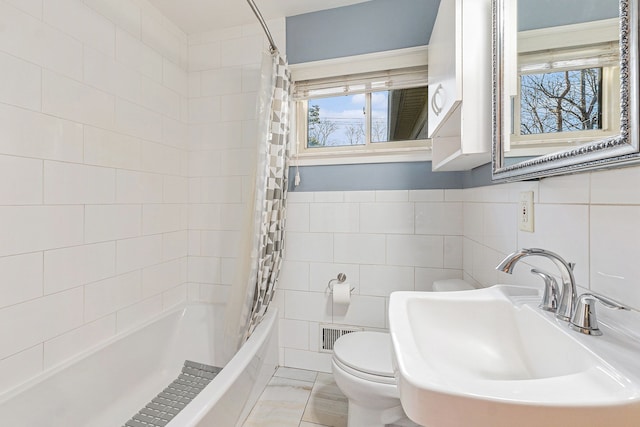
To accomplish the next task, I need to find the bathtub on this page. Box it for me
[0,303,279,426]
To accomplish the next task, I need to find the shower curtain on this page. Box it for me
[224,51,291,353]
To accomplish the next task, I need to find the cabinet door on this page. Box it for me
[427,0,462,137]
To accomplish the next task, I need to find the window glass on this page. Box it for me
[307,95,366,147]
[520,67,602,135]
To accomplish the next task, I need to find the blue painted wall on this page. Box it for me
[518,0,618,31]
[286,0,439,64]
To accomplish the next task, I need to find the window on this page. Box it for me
[293,66,430,161]
[512,39,620,150]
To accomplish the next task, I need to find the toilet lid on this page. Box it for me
[333,331,394,378]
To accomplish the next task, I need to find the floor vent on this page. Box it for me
[123,360,222,427]
[320,325,363,352]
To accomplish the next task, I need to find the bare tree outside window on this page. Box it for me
[308,104,339,146]
[520,67,602,135]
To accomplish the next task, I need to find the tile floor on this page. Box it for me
[242,367,348,427]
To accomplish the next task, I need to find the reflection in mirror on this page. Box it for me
[492,0,639,181]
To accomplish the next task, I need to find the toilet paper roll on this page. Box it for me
[332,282,351,305]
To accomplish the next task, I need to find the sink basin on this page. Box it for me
[389,285,640,427]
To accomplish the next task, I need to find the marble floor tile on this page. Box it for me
[301,373,348,427]
[242,376,314,427]
[299,422,330,427]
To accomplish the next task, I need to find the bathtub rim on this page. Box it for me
[0,302,219,406]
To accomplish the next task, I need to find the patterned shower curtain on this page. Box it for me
[242,52,291,340]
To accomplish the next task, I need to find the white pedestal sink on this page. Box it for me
[389,285,640,427]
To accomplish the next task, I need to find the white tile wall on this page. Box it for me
[0,0,188,394]
[276,191,464,372]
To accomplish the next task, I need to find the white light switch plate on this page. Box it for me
[519,191,534,232]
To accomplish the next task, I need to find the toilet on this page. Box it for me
[332,279,474,427]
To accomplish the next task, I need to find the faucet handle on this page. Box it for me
[530,268,559,312]
[569,293,629,336]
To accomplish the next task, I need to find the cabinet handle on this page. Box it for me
[431,84,444,116]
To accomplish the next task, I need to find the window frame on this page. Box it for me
[289,47,431,165]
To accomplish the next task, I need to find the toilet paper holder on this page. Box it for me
[327,273,354,294]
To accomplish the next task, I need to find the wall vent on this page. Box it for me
[319,324,363,353]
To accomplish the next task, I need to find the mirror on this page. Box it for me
[492,0,639,181]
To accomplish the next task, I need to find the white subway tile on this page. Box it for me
[188,204,221,230]
[0,155,42,205]
[482,203,517,254]
[333,234,385,265]
[44,242,115,294]
[591,206,640,310]
[163,59,188,97]
[283,348,332,374]
[197,284,230,304]
[84,204,141,243]
[278,261,310,291]
[0,51,42,111]
[163,175,189,203]
[0,287,83,359]
[116,295,163,332]
[43,0,115,57]
[360,203,413,234]
[116,28,162,81]
[141,76,180,119]
[0,104,83,162]
[0,2,83,80]
[201,67,242,96]
[220,36,262,67]
[115,98,162,142]
[142,204,184,235]
[444,236,463,269]
[162,117,189,149]
[188,230,201,256]
[201,230,241,258]
[359,265,414,296]
[141,13,181,65]
[84,126,142,170]
[285,232,333,263]
[218,148,256,177]
[313,192,344,203]
[375,190,408,202]
[310,203,359,233]
[116,170,163,204]
[409,189,444,202]
[0,345,42,395]
[84,0,141,37]
[285,203,310,232]
[0,206,84,256]
[116,235,163,274]
[43,70,115,129]
[142,259,183,298]
[200,177,243,203]
[539,173,590,204]
[162,231,188,261]
[591,166,640,205]
[309,263,360,293]
[517,204,589,286]
[220,93,256,122]
[189,150,221,177]
[44,161,115,205]
[43,315,115,369]
[4,0,42,19]
[163,284,188,308]
[218,204,244,231]
[84,271,142,322]
[188,96,221,124]
[343,191,375,203]
[188,256,221,284]
[280,319,309,350]
[415,202,463,235]
[0,253,43,308]
[386,235,444,268]
[188,42,221,72]
[141,140,183,175]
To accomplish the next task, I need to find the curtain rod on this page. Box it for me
[246,0,278,54]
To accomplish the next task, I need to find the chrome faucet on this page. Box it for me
[496,248,577,321]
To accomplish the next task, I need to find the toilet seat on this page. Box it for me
[333,331,396,385]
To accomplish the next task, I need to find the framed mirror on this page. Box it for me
[492,0,639,181]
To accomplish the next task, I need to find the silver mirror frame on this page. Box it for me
[492,0,639,182]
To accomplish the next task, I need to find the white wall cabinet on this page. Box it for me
[428,0,492,171]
